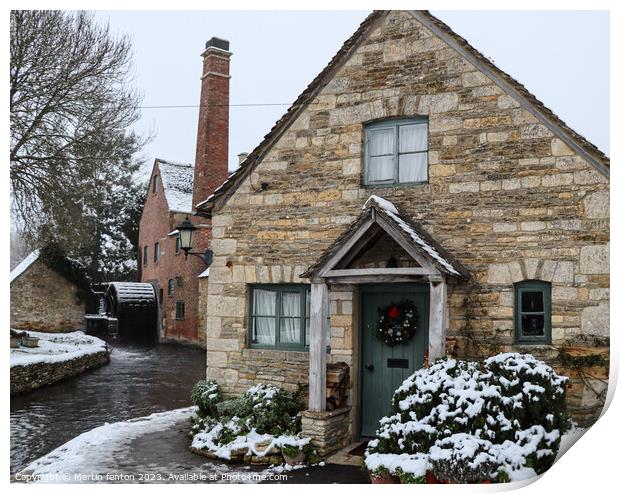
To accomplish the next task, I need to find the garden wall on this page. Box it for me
[10,350,111,395]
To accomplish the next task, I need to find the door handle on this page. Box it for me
[365,364,374,371]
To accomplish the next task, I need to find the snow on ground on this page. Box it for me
[10,330,108,368]
[18,408,196,482]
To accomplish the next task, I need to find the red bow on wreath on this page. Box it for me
[388,306,400,319]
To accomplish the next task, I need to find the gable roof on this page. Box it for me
[156,158,194,214]
[10,249,41,284]
[195,10,609,218]
[302,195,470,280]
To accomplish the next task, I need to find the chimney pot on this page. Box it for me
[237,152,249,165]
[205,37,230,52]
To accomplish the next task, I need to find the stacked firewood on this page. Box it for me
[326,362,350,411]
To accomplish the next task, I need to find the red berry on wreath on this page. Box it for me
[388,306,400,319]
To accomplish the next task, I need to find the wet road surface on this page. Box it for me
[10,340,205,474]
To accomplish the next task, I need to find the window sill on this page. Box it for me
[363,181,429,189]
[247,345,332,354]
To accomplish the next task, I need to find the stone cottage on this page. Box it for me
[194,11,609,453]
[139,37,231,346]
[10,250,86,332]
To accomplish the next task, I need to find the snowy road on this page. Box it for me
[15,408,367,484]
[10,340,206,473]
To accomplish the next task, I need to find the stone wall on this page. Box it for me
[10,350,111,395]
[301,407,352,457]
[10,260,85,332]
[204,11,609,430]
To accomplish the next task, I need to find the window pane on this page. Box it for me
[253,317,276,345]
[281,292,301,317]
[522,291,544,313]
[253,289,276,316]
[369,128,394,156]
[521,314,545,337]
[399,153,428,182]
[368,156,394,183]
[399,124,427,153]
[281,318,301,344]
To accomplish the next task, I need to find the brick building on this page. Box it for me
[10,250,86,332]
[195,11,609,453]
[138,37,231,346]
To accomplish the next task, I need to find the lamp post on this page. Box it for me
[175,216,213,266]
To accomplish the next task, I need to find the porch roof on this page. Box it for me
[301,195,470,281]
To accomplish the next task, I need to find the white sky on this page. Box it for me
[95,10,610,179]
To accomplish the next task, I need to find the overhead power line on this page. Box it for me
[139,103,293,109]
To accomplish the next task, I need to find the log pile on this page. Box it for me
[326,362,350,411]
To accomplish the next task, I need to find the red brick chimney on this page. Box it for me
[193,37,231,209]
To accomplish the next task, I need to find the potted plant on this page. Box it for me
[368,465,399,484]
[281,444,306,465]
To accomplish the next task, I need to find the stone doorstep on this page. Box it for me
[325,441,365,467]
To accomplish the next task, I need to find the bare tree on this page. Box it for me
[10,10,147,281]
[10,10,144,230]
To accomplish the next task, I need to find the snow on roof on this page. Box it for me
[10,249,40,284]
[198,267,210,278]
[156,158,194,214]
[364,195,461,276]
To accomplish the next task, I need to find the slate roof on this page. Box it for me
[195,10,609,217]
[301,195,470,279]
[156,158,194,214]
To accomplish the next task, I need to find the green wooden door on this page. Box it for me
[360,283,429,437]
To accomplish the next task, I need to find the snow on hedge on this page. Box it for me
[365,353,571,483]
[10,330,108,368]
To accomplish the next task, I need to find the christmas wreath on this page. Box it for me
[376,300,418,346]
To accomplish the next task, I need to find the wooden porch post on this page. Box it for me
[428,276,447,363]
[308,281,329,411]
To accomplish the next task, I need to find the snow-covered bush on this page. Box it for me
[243,384,303,436]
[190,382,307,462]
[190,379,222,417]
[365,353,570,482]
[429,434,498,483]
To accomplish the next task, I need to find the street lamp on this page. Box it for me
[175,216,213,266]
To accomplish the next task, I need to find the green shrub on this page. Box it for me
[367,353,570,481]
[243,383,303,436]
[215,397,252,419]
[190,379,222,417]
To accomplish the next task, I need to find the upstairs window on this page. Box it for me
[514,281,551,344]
[364,118,428,186]
[175,300,185,320]
[154,242,160,263]
[152,174,159,194]
[143,246,148,266]
[168,279,174,296]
